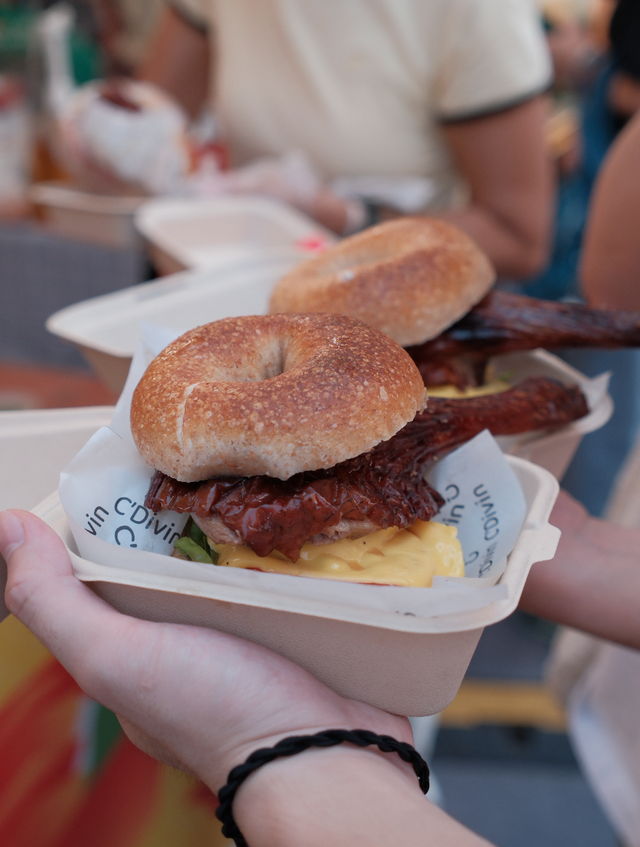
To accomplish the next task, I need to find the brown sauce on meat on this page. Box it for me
[146,377,588,561]
[409,290,640,388]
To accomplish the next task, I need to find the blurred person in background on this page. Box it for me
[525,0,640,517]
[527,0,640,303]
[522,105,640,847]
[138,0,555,280]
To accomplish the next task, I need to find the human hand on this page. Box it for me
[0,509,410,794]
[216,151,361,234]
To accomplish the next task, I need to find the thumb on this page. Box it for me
[0,510,129,674]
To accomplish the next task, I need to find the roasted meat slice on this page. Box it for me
[146,377,588,562]
[408,290,640,388]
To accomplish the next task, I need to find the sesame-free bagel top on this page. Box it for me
[130,314,427,482]
[269,217,496,347]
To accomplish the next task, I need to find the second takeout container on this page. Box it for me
[134,195,336,275]
[490,349,613,479]
[46,259,297,393]
[34,455,559,716]
[30,182,145,249]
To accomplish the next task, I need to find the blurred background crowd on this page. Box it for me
[2,1,640,846]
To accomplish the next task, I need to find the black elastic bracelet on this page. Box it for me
[215,728,430,846]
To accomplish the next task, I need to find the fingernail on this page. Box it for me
[0,512,25,561]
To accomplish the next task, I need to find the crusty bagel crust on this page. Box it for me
[269,217,495,346]
[131,314,427,482]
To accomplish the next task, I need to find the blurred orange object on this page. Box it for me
[0,615,229,847]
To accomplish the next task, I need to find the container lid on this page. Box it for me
[0,406,113,511]
[46,258,296,357]
[134,194,335,270]
[30,182,146,215]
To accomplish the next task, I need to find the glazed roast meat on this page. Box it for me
[409,290,640,388]
[145,377,589,562]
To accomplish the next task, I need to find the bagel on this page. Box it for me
[269,217,495,347]
[131,313,426,483]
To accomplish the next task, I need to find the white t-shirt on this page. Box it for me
[173,0,551,207]
[570,644,640,847]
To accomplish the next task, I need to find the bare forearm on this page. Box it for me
[437,204,549,280]
[234,747,494,847]
[519,505,640,649]
[439,97,554,280]
[581,111,640,310]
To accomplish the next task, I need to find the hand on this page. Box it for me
[216,151,357,234]
[0,510,410,794]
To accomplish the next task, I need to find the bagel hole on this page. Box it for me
[233,335,286,382]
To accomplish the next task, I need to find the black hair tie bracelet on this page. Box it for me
[215,728,430,846]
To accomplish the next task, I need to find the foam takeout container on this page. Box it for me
[46,259,613,479]
[0,406,114,512]
[30,182,145,249]
[46,259,298,393]
[134,195,336,275]
[0,406,114,621]
[29,453,560,717]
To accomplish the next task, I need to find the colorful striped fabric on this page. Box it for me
[0,615,230,847]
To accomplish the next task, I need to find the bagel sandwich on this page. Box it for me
[269,218,640,392]
[131,314,589,586]
[131,313,465,588]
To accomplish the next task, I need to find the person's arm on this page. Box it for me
[237,746,493,847]
[580,110,640,310]
[137,6,210,118]
[519,490,640,649]
[438,96,554,279]
[139,8,352,234]
[0,509,494,847]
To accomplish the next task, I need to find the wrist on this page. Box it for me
[234,745,423,847]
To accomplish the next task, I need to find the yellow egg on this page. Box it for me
[211,519,464,586]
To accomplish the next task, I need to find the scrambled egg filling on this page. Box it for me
[209,520,464,587]
[427,379,510,399]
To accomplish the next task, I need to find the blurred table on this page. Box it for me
[0,220,148,370]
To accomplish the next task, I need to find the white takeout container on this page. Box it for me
[46,259,298,393]
[30,456,559,716]
[134,195,336,275]
[0,406,114,622]
[30,182,145,249]
[0,406,114,512]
